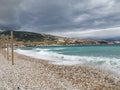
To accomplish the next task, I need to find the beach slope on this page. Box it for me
[0,53,120,90]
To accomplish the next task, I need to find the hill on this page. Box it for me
[0,30,60,46]
[0,30,119,46]
[0,30,58,41]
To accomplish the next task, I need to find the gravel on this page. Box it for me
[0,53,120,90]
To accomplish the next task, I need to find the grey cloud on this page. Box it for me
[0,0,120,39]
[0,0,22,25]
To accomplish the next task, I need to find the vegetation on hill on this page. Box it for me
[0,30,119,46]
[0,30,56,42]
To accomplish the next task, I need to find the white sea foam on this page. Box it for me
[15,48,120,75]
[52,48,65,50]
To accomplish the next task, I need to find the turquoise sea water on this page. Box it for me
[15,45,120,74]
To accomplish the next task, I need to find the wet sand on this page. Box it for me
[0,53,120,90]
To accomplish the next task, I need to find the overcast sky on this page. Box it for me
[0,0,120,39]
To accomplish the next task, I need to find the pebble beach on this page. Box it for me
[0,53,120,90]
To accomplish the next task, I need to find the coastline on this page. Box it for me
[0,53,120,90]
[15,43,120,48]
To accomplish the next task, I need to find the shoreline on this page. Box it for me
[0,53,120,90]
[15,52,120,77]
[15,43,120,48]
[15,48,120,78]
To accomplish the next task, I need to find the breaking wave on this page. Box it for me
[15,48,120,75]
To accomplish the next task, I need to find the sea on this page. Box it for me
[15,45,120,75]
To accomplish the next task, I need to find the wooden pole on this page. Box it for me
[3,36,5,58]
[1,37,3,55]
[0,37,1,54]
[11,31,14,65]
[1,37,3,54]
[2,37,3,55]
[6,36,9,60]
[4,37,7,58]
[2,38,3,55]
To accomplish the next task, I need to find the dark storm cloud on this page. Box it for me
[0,0,22,27]
[0,0,120,39]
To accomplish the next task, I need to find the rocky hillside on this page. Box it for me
[0,30,119,46]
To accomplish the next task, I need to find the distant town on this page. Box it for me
[0,30,120,47]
